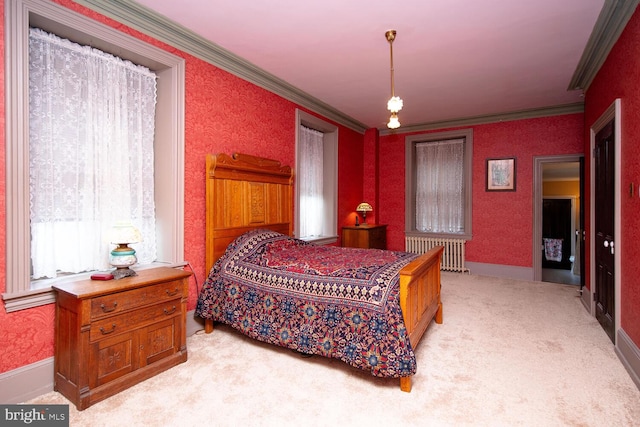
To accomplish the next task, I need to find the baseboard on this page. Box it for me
[615,328,640,391]
[0,357,54,404]
[464,262,534,281]
[0,309,205,404]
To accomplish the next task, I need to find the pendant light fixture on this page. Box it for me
[385,30,402,129]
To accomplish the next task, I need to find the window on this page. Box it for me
[29,27,158,279]
[298,125,324,238]
[3,0,186,312]
[405,129,473,239]
[295,110,338,243]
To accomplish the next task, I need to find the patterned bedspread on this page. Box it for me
[195,229,420,378]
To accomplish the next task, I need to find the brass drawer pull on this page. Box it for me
[100,302,118,313]
[163,305,177,315]
[165,288,179,297]
[100,324,117,335]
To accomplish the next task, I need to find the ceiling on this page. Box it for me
[133,0,605,130]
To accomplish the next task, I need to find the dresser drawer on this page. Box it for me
[90,299,180,342]
[90,280,183,319]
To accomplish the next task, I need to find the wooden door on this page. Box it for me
[140,317,179,367]
[579,157,585,287]
[594,119,615,343]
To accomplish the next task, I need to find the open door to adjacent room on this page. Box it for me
[533,155,583,287]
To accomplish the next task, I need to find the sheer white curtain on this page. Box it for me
[298,125,324,238]
[415,139,465,233]
[29,28,157,279]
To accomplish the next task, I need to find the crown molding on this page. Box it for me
[74,0,368,133]
[568,0,640,92]
[74,0,617,136]
[379,102,584,136]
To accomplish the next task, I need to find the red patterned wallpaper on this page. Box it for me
[338,129,366,230]
[361,128,380,227]
[378,114,584,267]
[8,0,634,374]
[585,7,640,345]
[0,0,363,374]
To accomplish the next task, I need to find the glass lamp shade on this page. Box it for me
[387,96,403,113]
[110,222,143,245]
[109,222,143,279]
[356,202,373,213]
[387,113,400,129]
[356,202,373,224]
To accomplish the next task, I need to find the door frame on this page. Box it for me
[533,154,583,281]
[589,98,622,343]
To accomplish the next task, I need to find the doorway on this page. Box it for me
[542,196,579,284]
[533,155,584,286]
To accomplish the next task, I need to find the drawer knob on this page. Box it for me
[165,288,179,297]
[100,324,117,335]
[163,305,177,315]
[100,302,118,313]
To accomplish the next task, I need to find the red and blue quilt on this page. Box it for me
[195,229,420,378]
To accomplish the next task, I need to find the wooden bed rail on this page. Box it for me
[398,245,444,392]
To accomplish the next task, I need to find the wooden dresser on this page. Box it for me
[342,224,387,249]
[53,267,191,410]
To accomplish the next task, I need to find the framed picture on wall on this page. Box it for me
[486,157,516,191]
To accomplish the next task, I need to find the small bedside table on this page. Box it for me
[342,224,387,249]
[53,267,191,410]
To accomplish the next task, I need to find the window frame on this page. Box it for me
[3,0,186,312]
[294,109,338,244]
[405,128,473,240]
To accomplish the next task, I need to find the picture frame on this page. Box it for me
[486,157,516,191]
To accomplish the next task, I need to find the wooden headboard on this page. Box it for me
[205,153,294,272]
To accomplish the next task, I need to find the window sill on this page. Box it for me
[2,261,188,313]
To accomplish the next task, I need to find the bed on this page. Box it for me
[196,152,443,392]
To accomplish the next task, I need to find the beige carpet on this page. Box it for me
[28,273,640,426]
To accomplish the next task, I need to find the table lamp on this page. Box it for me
[356,202,373,224]
[109,221,143,279]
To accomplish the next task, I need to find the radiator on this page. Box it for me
[405,236,470,273]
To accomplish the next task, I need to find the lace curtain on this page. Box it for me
[29,28,158,279]
[415,138,465,233]
[298,125,324,238]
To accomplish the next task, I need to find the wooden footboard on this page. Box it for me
[398,245,444,392]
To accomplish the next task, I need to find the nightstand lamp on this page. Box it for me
[356,202,373,224]
[109,222,143,279]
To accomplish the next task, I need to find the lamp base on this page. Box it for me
[112,267,137,280]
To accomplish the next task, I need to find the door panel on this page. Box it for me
[594,119,615,343]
